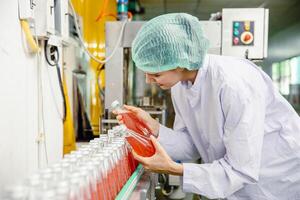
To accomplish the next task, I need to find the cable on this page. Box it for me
[162,186,174,196]
[44,40,59,66]
[96,63,105,116]
[95,0,108,21]
[95,0,118,21]
[44,61,65,120]
[20,20,40,53]
[32,19,48,168]
[55,63,67,122]
[68,0,128,64]
[44,40,67,122]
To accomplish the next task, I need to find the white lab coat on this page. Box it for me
[158,54,300,200]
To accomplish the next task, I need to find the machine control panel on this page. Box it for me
[232,21,254,46]
[222,8,269,59]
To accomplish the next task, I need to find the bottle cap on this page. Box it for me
[108,130,114,137]
[111,100,121,110]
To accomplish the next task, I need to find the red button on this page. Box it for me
[244,33,251,42]
[240,31,253,44]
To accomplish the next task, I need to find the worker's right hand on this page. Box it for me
[113,105,160,137]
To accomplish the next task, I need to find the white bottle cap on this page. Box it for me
[108,130,114,137]
[111,100,120,110]
[119,124,127,131]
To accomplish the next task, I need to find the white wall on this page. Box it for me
[0,0,63,190]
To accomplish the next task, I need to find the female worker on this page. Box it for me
[115,13,300,199]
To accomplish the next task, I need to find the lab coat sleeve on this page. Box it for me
[158,92,200,161]
[182,84,265,199]
[158,125,200,161]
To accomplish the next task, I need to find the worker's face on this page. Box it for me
[145,68,183,90]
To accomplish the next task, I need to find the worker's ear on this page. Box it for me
[145,73,151,83]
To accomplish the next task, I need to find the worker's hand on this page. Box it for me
[113,105,160,137]
[132,135,183,176]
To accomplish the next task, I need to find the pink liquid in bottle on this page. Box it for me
[122,155,130,181]
[90,182,97,200]
[113,166,120,193]
[110,170,117,199]
[103,177,111,200]
[127,151,136,173]
[96,180,104,200]
[120,112,155,157]
[125,133,155,157]
[120,112,152,137]
[116,161,125,188]
[112,101,156,157]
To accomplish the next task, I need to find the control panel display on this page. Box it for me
[232,21,254,46]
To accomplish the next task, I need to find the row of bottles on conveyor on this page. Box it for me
[2,126,140,200]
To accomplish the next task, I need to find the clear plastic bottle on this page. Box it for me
[55,180,70,200]
[91,156,110,200]
[2,184,28,200]
[113,139,132,178]
[69,174,85,200]
[103,151,118,198]
[111,100,155,157]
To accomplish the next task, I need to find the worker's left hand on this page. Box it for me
[132,135,183,176]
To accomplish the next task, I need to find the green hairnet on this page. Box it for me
[132,13,209,73]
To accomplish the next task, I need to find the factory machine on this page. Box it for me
[102,8,269,199]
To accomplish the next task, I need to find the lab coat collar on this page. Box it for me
[181,54,210,107]
[181,54,209,90]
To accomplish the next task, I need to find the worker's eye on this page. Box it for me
[146,73,160,78]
